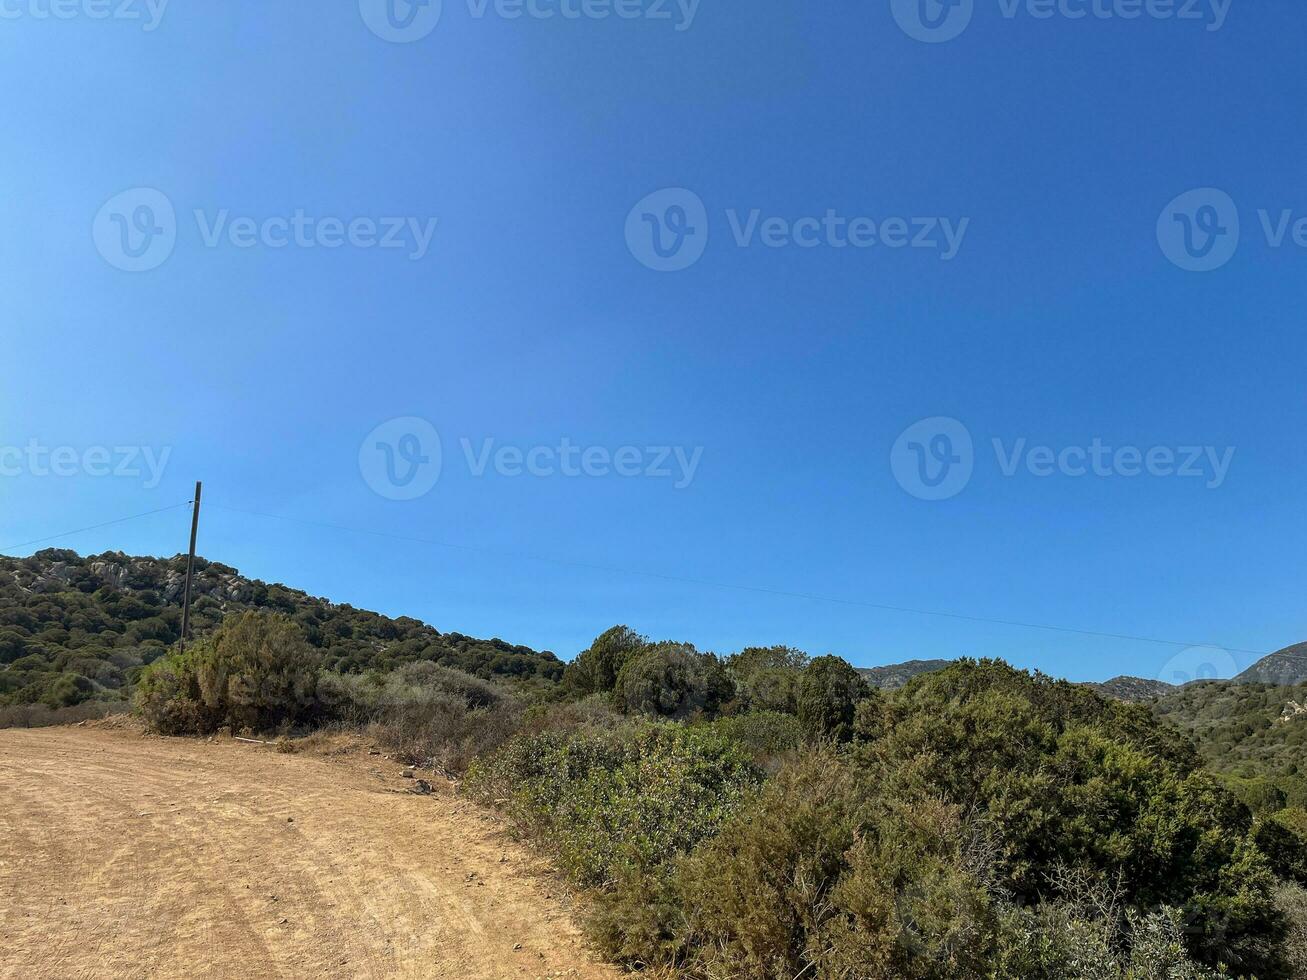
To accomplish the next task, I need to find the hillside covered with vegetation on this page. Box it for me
[0,548,562,709]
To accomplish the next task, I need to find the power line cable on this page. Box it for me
[0,501,193,555]
[206,501,1268,658]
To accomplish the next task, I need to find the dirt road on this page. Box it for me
[0,726,620,980]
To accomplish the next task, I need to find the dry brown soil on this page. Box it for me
[0,724,621,980]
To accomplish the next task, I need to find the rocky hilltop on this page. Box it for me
[1234,642,1307,686]
[857,658,953,690]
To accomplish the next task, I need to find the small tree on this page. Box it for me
[796,655,869,743]
[564,625,646,696]
[728,646,810,715]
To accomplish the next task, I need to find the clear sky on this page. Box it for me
[1,1,1303,682]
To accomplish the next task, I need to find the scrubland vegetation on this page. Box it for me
[8,550,1307,977]
[124,611,1307,979]
[0,549,561,711]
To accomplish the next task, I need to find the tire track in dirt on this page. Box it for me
[0,727,620,980]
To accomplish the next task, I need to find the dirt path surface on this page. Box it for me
[0,726,620,980]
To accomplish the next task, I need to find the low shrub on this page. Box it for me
[702,710,803,771]
[318,664,522,775]
[464,723,761,887]
[1277,882,1307,979]
[0,700,127,729]
[135,611,322,735]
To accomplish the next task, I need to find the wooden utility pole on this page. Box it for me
[179,481,202,653]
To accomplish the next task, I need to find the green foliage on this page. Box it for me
[1154,680,1307,782]
[0,549,563,709]
[483,659,1288,978]
[612,643,734,720]
[796,654,870,743]
[853,661,1285,978]
[673,747,931,978]
[135,611,322,734]
[464,724,761,887]
[1255,814,1307,887]
[562,625,646,696]
[727,645,808,714]
[1277,883,1307,979]
[703,711,803,770]
[319,661,522,774]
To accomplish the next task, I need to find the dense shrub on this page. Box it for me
[497,660,1289,979]
[611,643,734,720]
[796,654,870,742]
[703,711,803,771]
[464,724,761,887]
[0,549,563,708]
[563,625,646,696]
[727,646,808,715]
[135,611,322,735]
[854,661,1287,978]
[1277,883,1307,979]
[1255,815,1307,886]
[319,664,521,774]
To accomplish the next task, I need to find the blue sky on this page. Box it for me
[1,1,1304,682]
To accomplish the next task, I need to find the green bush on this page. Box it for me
[727,646,808,715]
[464,723,761,887]
[562,625,646,696]
[856,661,1287,978]
[1277,883,1307,980]
[796,654,869,742]
[611,643,734,720]
[135,611,322,735]
[318,664,521,774]
[704,711,803,770]
[1256,814,1307,886]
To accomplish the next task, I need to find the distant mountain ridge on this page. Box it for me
[857,659,953,690]
[1088,676,1175,703]
[1234,642,1307,686]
